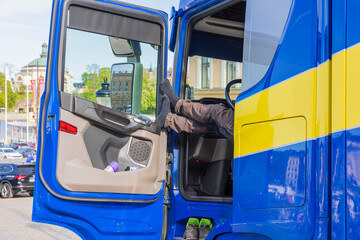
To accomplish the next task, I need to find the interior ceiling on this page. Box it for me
[193,2,246,39]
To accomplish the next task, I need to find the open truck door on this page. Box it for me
[32,0,168,239]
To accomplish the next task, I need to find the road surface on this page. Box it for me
[0,158,81,239]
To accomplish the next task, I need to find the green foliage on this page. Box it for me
[0,72,21,110]
[77,66,111,102]
[140,70,157,114]
[76,65,156,115]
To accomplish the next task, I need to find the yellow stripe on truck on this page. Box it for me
[234,61,333,158]
[234,43,360,158]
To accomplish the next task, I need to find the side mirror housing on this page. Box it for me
[110,63,143,115]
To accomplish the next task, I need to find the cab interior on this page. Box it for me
[179,1,246,203]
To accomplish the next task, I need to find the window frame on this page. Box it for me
[226,61,237,84]
[201,57,211,88]
[179,0,244,99]
[57,0,167,116]
[177,0,244,204]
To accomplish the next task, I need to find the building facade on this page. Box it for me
[14,43,73,100]
[187,56,242,99]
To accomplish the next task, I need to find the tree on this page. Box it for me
[86,64,100,74]
[76,66,156,114]
[77,66,110,103]
[140,69,157,114]
[0,72,18,110]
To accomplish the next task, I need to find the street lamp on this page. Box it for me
[95,77,111,107]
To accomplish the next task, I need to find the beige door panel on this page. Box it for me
[56,109,167,195]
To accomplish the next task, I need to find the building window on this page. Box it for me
[201,57,210,88]
[226,61,237,84]
[118,81,122,91]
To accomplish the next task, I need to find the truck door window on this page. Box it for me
[186,0,292,99]
[242,0,292,91]
[64,28,159,121]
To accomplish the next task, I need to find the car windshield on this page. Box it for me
[4,149,15,153]
[17,166,35,175]
[19,148,30,151]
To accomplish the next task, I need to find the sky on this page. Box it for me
[0,0,180,76]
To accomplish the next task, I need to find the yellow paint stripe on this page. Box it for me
[316,60,331,138]
[233,43,360,158]
[240,117,306,156]
[346,44,360,130]
[332,50,346,133]
[233,61,335,158]
[234,67,318,158]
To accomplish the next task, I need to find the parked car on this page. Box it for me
[17,147,37,158]
[10,142,28,150]
[0,148,23,159]
[27,142,36,149]
[0,163,35,198]
[0,142,10,148]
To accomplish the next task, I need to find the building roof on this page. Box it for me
[26,56,47,67]
[25,43,48,67]
[17,72,31,77]
[73,82,85,88]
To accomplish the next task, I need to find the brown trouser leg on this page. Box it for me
[164,113,209,134]
[175,99,234,134]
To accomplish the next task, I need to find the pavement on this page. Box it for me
[0,194,81,240]
[0,158,81,240]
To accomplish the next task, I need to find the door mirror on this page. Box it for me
[110,63,143,115]
[109,37,142,58]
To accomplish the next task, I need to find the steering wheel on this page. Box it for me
[225,79,242,110]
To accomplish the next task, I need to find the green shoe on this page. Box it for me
[183,218,199,240]
[199,218,212,240]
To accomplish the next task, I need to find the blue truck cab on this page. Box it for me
[33,0,360,239]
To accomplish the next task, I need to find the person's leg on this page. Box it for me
[155,93,208,134]
[155,95,170,126]
[164,113,208,134]
[160,79,180,107]
[174,99,234,134]
[159,78,233,135]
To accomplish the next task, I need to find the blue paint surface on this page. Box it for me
[315,135,330,218]
[231,140,315,239]
[235,142,307,209]
[345,127,360,239]
[332,0,346,55]
[347,0,360,49]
